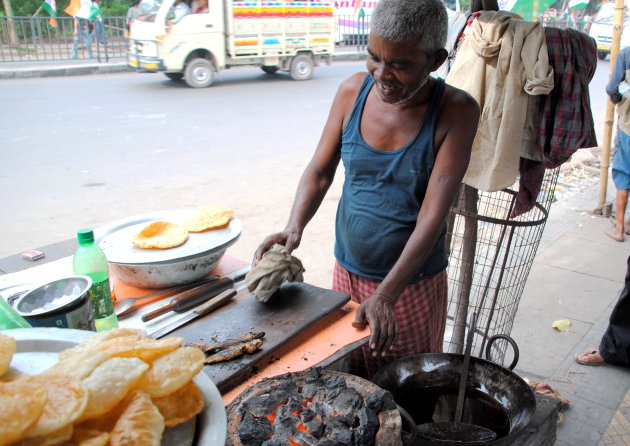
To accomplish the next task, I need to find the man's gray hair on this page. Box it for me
[370,0,448,54]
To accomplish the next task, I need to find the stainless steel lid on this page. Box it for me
[15,276,92,317]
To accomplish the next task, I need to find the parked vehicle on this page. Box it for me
[128,0,335,87]
[588,1,630,60]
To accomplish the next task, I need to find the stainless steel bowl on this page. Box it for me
[108,247,229,288]
[96,211,242,289]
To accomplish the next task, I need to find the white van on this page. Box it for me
[589,2,630,60]
[128,0,335,87]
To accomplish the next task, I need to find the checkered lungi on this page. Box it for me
[332,261,448,379]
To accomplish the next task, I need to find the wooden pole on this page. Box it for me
[2,0,18,45]
[598,0,625,208]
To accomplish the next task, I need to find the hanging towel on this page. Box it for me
[446,11,554,192]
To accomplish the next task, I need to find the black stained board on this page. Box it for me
[166,281,351,393]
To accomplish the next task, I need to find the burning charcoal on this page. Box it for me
[325,414,355,429]
[243,394,283,418]
[301,408,325,437]
[313,440,340,446]
[303,378,326,399]
[303,417,325,438]
[300,407,317,422]
[238,415,274,446]
[357,407,379,430]
[270,380,301,403]
[354,407,379,446]
[364,389,395,412]
[262,437,292,446]
[307,367,323,379]
[291,430,319,446]
[274,396,304,419]
[326,427,353,446]
[324,376,347,400]
[274,413,301,438]
[330,387,364,417]
[307,401,335,421]
[323,415,356,444]
[285,396,305,413]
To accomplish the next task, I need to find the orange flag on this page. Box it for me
[64,0,80,16]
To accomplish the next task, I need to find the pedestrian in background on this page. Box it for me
[126,0,140,33]
[605,46,630,242]
[71,16,93,59]
[90,0,106,46]
[575,254,630,367]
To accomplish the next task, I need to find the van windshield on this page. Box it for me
[137,0,165,22]
[593,4,630,24]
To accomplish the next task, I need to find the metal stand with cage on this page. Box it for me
[443,167,561,365]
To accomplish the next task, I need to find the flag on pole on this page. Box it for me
[41,0,57,27]
[569,0,589,9]
[64,0,90,18]
[64,0,81,16]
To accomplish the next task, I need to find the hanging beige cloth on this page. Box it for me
[446,11,554,192]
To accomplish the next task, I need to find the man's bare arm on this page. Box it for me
[253,73,364,262]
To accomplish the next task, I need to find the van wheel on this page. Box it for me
[290,55,314,81]
[184,58,214,88]
[261,66,279,74]
[597,51,608,60]
[165,72,183,81]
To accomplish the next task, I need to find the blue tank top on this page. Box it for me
[334,74,448,282]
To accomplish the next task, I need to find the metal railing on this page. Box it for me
[1,14,369,62]
[334,14,371,51]
[0,16,127,62]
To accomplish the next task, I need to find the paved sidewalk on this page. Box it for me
[0,48,367,79]
[511,179,630,446]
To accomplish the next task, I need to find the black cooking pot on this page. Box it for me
[372,335,536,446]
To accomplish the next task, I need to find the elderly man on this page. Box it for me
[255,0,479,378]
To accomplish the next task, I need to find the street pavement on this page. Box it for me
[1,51,629,445]
[0,48,367,79]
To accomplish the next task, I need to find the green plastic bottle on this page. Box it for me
[72,228,119,331]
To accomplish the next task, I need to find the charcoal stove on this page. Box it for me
[226,368,402,446]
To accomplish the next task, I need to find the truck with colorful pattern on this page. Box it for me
[128,0,335,87]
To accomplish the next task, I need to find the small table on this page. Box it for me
[0,254,369,406]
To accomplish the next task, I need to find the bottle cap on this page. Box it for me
[77,228,95,246]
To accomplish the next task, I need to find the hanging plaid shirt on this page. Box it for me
[511,27,598,218]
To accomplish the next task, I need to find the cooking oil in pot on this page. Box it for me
[397,385,511,440]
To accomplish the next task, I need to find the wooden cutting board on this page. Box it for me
[166,281,350,393]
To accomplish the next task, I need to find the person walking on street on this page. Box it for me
[605,46,630,242]
[126,0,140,33]
[254,0,479,379]
[71,16,93,59]
[90,0,106,46]
[575,254,630,367]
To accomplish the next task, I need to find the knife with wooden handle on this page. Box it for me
[141,266,249,322]
[150,289,237,339]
